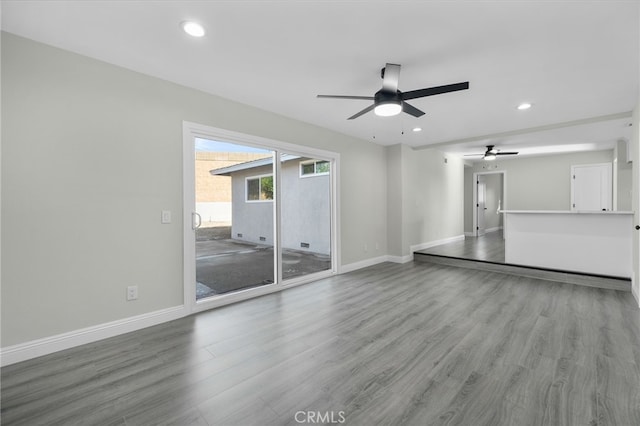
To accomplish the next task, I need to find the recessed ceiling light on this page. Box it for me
[412,127,422,132]
[182,21,205,37]
[517,102,532,110]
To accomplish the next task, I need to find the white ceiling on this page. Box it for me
[2,1,638,159]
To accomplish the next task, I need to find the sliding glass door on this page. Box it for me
[190,134,335,304]
[280,153,332,281]
[194,138,275,300]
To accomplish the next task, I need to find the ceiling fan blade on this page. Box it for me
[317,95,375,100]
[402,102,425,118]
[496,152,519,155]
[401,82,470,101]
[381,63,401,92]
[347,104,376,120]
[464,154,484,157]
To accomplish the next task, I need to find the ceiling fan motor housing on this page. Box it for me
[374,90,402,107]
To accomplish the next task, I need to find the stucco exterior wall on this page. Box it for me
[281,159,331,255]
[229,158,331,254]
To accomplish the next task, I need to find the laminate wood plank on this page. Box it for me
[2,261,639,426]
[542,357,598,426]
[427,369,524,426]
[345,376,461,426]
[136,408,209,426]
[595,354,640,426]
[193,380,282,426]
[415,232,506,263]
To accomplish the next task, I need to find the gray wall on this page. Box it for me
[615,139,633,211]
[228,159,331,255]
[483,173,504,230]
[386,145,404,256]
[464,166,474,233]
[1,33,389,346]
[387,145,465,257]
[464,150,616,234]
[471,150,614,211]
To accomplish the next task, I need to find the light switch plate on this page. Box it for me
[161,210,171,224]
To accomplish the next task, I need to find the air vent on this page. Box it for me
[259,236,266,241]
[300,242,310,248]
[237,233,243,238]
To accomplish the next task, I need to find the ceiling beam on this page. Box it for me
[413,111,633,151]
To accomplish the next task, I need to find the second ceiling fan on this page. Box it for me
[465,145,519,161]
[317,63,469,120]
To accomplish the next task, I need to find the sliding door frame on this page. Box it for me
[183,121,340,314]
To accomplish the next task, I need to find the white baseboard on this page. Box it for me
[387,254,414,264]
[1,305,188,367]
[339,255,389,274]
[464,231,475,237]
[340,248,431,272]
[411,234,465,252]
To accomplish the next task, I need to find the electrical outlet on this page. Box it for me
[127,285,138,301]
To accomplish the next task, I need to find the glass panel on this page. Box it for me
[301,162,315,175]
[316,160,330,174]
[194,138,275,300]
[247,178,260,201]
[260,176,274,200]
[281,155,332,281]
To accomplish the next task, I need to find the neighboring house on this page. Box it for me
[211,155,331,255]
[195,151,271,222]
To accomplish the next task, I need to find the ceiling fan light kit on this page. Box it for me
[374,102,402,117]
[317,63,469,120]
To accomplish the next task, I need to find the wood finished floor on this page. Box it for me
[415,231,505,263]
[2,261,640,426]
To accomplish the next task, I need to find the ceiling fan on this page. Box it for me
[465,145,519,161]
[317,63,469,120]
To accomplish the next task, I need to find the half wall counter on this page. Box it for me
[501,210,634,278]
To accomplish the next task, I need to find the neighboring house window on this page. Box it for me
[246,174,273,201]
[300,160,330,177]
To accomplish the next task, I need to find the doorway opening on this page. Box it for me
[183,122,339,311]
[473,171,506,238]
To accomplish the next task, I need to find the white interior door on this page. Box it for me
[477,175,486,236]
[572,163,613,211]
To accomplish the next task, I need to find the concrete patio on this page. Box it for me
[196,226,331,299]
